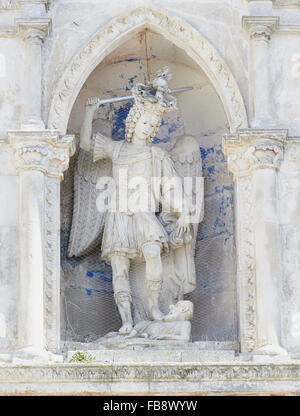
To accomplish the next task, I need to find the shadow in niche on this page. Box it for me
[59,29,237,346]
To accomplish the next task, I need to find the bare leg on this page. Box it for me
[110,255,133,334]
[142,243,164,321]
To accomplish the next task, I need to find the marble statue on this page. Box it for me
[127,300,194,341]
[67,68,204,343]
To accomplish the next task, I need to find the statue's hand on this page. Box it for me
[176,213,191,238]
[85,96,101,110]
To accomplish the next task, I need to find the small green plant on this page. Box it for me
[69,351,95,363]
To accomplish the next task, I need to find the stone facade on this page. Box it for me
[1,0,300,395]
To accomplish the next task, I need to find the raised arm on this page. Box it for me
[79,97,101,152]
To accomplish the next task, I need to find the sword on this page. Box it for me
[97,86,193,107]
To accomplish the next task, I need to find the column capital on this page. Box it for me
[15,17,51,42]
[242,16,280,41]
[8,130,75,180]
[223,129,288,178]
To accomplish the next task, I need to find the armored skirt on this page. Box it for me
[101,211,169,261]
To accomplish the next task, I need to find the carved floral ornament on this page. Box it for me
[15,18,52,42]
[47,7,248,134]
[0,363,300,383]
[226,143,283,177]
[242,17,280,42]
[24,28,46,45]
[0,0,17,9]
[7,131,75,179]
[249,25,273,41]
[223,129,288,178]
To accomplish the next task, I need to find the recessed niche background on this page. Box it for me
[60,29,236,343]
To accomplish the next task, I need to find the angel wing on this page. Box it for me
[169,134,204,295]
[170,135,204,226]
[67,119,112,258]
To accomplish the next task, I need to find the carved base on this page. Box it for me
[0,343,298,394]
[0,361,300,394]
[63,340,238,353]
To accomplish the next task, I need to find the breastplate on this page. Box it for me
[111,144,154,213]
[112,145,152,182]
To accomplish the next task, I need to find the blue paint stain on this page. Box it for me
[126,58,141,62]
[200,145,229,185]
[86,269,112,282]
[87,259,111,268]
[112,58,141,64]
[168,122,179,135]
[152,117,183,144]
[195,144,234,247]
[112,101,132,140]
[214,185,232,194]
[213,216,226,230]
[128,75,138,86]
[70,285,114,296]
[200,146,214,160]
[152,137,170,144]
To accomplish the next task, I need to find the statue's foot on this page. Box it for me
[125,329,137,339]
[119,322,133,335]
[151,307,164,321]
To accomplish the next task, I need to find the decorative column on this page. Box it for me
[223,129,287,354]
[8,130,75,360]
[15,18,51,129]
[242,16,279,128]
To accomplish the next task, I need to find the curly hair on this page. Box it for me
[176,300,194,321]
[125,104,162,143]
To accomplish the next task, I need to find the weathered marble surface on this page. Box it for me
[1,0,300,395]
[279,143,300,351]
[0,2,298,137]
[0,360,300,394]
[0,145,19,351]
[60,37,236,344]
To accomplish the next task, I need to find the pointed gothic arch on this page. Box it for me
[47,6,248,134]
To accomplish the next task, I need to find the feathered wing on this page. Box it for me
[67,119,112,258]
[169,135,204,294]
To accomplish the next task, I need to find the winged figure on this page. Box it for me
[67,70,204,339]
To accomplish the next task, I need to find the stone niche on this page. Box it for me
[60,29,237,346]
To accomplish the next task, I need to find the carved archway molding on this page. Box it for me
[40,6,249,355]
[47,6,248,134]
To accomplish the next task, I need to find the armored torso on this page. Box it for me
[112,142,154,214]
